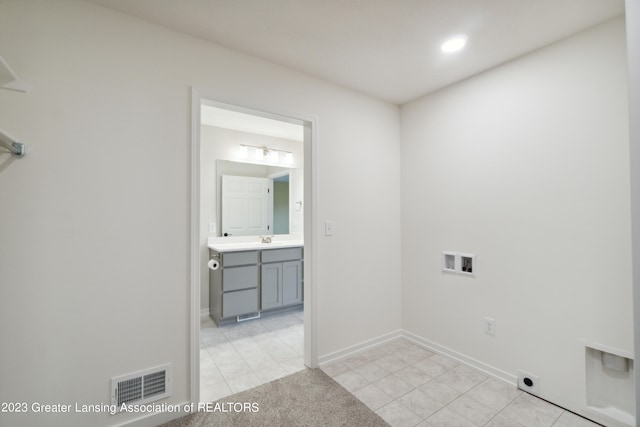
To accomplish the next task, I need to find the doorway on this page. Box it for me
[190,91,316,403]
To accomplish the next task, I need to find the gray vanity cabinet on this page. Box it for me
[261,248,303,311]
[209,250,259,324]
[281,261,303,306]
[209,246,303,325]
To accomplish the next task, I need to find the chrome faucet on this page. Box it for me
[260,236,273,244]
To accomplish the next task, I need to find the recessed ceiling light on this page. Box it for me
[441,35,467,53]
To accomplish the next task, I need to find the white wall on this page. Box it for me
[0,1,402,426]
[401,17,632,424]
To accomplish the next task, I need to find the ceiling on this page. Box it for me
[202,104,304,141]
[88,0,625,105]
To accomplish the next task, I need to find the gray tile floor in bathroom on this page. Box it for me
[200,308,306,403]
[200,309,601,427]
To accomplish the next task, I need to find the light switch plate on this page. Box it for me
[325,221,334,236]
[209,223,216,233]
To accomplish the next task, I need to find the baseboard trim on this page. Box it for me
[200,308,209,317]
[318,329,403,367]
[402,330,517,386]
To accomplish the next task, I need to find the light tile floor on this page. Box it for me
[199,307,305,403]
[201,312,601,427]
[321,338,602,427]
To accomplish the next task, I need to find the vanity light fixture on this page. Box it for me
[237,145,248,159]
[441,35,467,53]
[284,152,293,164]
[239,144,293,164]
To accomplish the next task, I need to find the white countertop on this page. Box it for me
[208,239,304,253]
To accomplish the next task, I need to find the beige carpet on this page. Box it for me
[162,368,389,427]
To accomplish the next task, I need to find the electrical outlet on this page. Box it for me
[209,223,216,233]
[484,317,495,336]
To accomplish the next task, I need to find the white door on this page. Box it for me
[221,175,272,236]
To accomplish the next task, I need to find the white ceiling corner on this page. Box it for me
[87,0,625,105]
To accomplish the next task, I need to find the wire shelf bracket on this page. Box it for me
[0,128,26,157]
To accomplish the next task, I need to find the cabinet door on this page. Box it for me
[261,263,282,310]
[282,260,302,306]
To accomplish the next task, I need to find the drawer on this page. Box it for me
[261,247,303,263]
[221,251,259,267]
[222,265,258,291]
[223,289,258,318]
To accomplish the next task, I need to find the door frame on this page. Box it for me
[189,88,318,403]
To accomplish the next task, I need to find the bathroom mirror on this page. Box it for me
[216,159,303,237]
